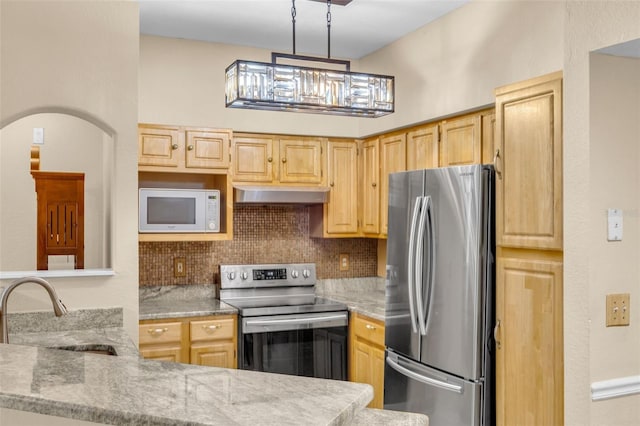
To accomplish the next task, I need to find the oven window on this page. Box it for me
[242,327,347,380]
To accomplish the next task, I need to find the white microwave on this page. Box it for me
[139,188,220,233]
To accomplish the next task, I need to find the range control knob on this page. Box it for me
[302,269,310,279]
[226,272,236,281]
[240,272,249,280]
[291,270,299,279]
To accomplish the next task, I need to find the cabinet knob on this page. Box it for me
[267,157,273,163]
[187,145,194,151]
[372,182,377,188]
[171,144,179,150]
[282,158,287,163]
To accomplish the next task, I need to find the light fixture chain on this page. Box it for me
[326,0,332,58]
[291,0,297,55]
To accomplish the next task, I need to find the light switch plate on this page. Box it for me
[607,209,623,241]
[606,293,630,326]
[33,127,44,145]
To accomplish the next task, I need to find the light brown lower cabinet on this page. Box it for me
[139,314,237,369]
[349,313,385,409]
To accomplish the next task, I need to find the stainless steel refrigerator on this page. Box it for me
[384,164,495,426]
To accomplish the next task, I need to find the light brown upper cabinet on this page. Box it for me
[440,114,481,167]
[495,72,563,250]
[361,137,380,235]
[311,139,359,237]
[278,137,324,184]
[231,134,275,183]
[232,134,324,185]
[406,124,439,171]
[138,124,231,173]
[379,133,407,236]
[481,111,496,165]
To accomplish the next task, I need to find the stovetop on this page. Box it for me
[219,263,347,317]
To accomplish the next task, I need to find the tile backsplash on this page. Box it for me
[139,205,378,285]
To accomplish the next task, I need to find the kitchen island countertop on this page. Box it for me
[0,343,372,425]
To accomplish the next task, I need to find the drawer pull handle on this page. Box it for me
[365,324,376,330]
[147,327,168,336]
[203,324,221,332]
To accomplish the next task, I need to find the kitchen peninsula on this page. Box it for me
[0,343,372,425]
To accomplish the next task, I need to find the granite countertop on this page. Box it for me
[317,277,386,322]
[6,307,139,358]
[0,344,372,425]
[139,284,237,320]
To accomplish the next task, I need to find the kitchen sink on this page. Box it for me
[49,344,118,356]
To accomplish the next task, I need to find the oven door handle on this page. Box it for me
[243,313,348,333]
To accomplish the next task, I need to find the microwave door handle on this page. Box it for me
[386,354,463,394]
[407,196,422,334]
[415,195,429,336]
[422,195,436,335]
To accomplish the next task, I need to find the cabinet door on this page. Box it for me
[139,345,184,363]
[232,135,275,182]
[496,73,563,250]
[138,126,181,168]
[191,342,236,368]
[481,111,496,165]
[278,138,323,184]
[352,340,385,409]
[380,133,406,236]
[326,140,358,234]
[496,255,563,426]
[440,115,481,166]
[407,124,439,171]
[361,138,380,235]
[185,130,230,170]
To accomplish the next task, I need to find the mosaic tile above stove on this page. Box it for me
[139,205,378,285]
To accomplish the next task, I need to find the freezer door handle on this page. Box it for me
[407,196,422,334]
[386,355,463,394]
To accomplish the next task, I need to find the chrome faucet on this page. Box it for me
[0,277,68,343]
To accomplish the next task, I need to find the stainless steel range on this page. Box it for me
[219,263,348,380]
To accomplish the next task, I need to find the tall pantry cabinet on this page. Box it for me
[494,71,563,426]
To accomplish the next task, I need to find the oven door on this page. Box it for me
[240,311,348,380]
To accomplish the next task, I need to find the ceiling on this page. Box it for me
[139,0,469,60]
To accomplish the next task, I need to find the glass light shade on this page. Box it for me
[225,60,394,117]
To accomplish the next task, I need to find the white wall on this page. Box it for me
[0,1,139,340]
[357,0,564,136]
[564,1,640,425]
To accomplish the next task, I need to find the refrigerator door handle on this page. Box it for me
[415,195,429,336]
[386,355,463,394]
[422,195,436,334]
[407,196,422,334]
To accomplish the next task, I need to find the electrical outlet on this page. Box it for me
[606,293,630,327]
[174,257,186,278]
[339,253,349,271]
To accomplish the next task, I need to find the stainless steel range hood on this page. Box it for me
[233,185,330,204]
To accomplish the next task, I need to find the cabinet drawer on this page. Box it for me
[190,317,235,342]
[139,321,182,345]
[352,314,385,347]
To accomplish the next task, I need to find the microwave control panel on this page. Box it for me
[206,190,220,232]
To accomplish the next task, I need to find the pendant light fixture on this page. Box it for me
[225,0,395,117]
